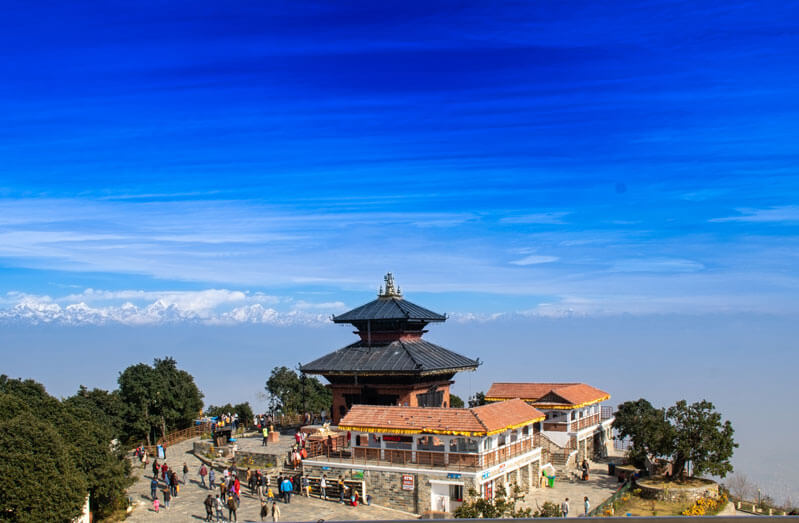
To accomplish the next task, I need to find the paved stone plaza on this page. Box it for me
[126,437,416,522]
[518,461,622,517]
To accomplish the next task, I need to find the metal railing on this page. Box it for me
[588,479,632,516]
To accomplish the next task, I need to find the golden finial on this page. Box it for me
[379,272,402,297]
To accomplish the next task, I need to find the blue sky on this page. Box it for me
[1,0,799,502]
[1,1,798,321]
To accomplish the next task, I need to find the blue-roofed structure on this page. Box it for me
[300,273,479,423]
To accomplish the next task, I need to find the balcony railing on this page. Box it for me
[305,436,539,471]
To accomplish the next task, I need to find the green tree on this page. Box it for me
[613,398,673,467]
[450,394,465,408]
[118,357,204,444]
[468,391,486,407]
[454,484,531,518]
[0,412,87,522]
[265,366,331,415]
[0,378,133,521]
[614,398,736,479]
[205,402,254,426]
[667,400,736,478]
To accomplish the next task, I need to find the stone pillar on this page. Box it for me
[412,436,418,463]
[444,436,450,465]
[380,434,386,460]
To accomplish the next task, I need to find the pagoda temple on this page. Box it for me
[300,273,480,424]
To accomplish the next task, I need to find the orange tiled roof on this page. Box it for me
[486,382,610,408]
[338,398,545,436]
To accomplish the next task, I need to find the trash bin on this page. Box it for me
[608,463,616,476]
[548,476,555,488]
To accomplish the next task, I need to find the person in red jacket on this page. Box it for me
[234,476,241,506]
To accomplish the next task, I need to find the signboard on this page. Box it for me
[481,471,490,480]
[447,473,461,479]
[322,466,331,471]
[401,474,414,491]
[351,469,364,480]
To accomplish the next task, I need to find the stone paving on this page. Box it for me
[517,461,623,517]
[126,437,416,522]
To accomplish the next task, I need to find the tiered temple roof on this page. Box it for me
[301,273,479,378]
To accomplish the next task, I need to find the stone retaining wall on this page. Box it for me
[637,479,719,503]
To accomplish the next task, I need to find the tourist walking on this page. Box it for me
[153,498,160,514]
[152,459,159,478]
[262,425,269,446]
[215,495,225,522]
[281,477,293,504]
[183,462,189,485]
[200,464,208,488]
[163,487,171,509]
[204,494,215,521]
[209,468,216,489]
[561,498,569,517]
[227,494,238,522]
[150,477,158,500]
[584,496,590,516]
[260,501,268,521]
[272,501,281,522]
[302,475,310,497]
[320,474,327,500]
[338,476,346,503]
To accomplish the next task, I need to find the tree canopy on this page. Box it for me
[118,357,204,445]
[450,394,465,408]
[265,366,331,415]
[0,376,133,521]
[206,402,254,425]
[613,398,736,478]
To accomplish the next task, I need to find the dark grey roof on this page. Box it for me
[333,297,446,323]
[301,338,478,375]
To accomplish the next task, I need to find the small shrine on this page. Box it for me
[300,273,479,424]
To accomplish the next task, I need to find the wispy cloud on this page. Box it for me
[710,206,799,223]
[509,255,559,266]
[500,212,570,225]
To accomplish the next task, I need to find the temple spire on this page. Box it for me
[378,272,402,298]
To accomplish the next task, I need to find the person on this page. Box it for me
[152,459,160,478]
[584,496,590,516]
[260,501,268,521]
[183,462,189,485]
[209,468,216,489]
[281,476,292,504]
[141,450,148,469]
[338,476,346,504]
[302,475,310,497]
[200,464,208,488]
[227,494,238,522]
[162,487,171,509]
[233,476,241,506]
[150,477,159,500]
[204,494,215,521]
[215,495,225,523]
[262,425,269,446]
[351,489,359,507]
[153,497,160,514]
[320,474,327,500]
[171,470,179,496]
[266,487,275,502]
[272,500,281,522]
[582,459,590,481]
[561,498,569,518]
[277,475,284,502]
[162,462,169,481]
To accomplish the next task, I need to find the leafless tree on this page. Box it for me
[726,472,753,501]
